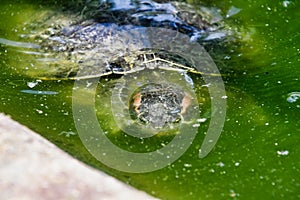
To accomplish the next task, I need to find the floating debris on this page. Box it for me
[226,6,242,18]
[277,150,289,156]
[27,80,42,88]
[196,118,207,123]
[216,161,225,167]
[192,123,200,127]
[183,163,192,168]
[287,92,300,103]
[35,109,43,114]
[201,83,211,87]
[282,1,291,7]
[59,131,77,137]
[229,189,239,198]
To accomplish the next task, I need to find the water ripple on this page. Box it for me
[0,38,40,49]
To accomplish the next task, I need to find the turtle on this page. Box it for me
[23,0,229,129]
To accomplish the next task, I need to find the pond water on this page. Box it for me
[0,0,299,199]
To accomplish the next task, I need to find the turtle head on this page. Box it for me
[131,84,186,129]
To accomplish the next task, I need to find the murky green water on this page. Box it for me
[1,0,299,199]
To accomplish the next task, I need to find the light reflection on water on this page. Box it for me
[20,89,59,95]
[0,37,40,48]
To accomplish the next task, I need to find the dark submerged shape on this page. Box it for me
[33,0,229,129]
[37,0,227,79]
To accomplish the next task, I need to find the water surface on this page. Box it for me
[0,0,299,199]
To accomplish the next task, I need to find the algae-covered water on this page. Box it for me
[1,0,299,199]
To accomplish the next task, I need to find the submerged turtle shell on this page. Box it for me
[22,0,227,130]
[29,0,228,80]
[37,23,206,80]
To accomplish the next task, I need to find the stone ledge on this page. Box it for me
[0,113,157,200]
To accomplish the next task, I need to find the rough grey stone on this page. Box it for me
[0,113,157,200]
